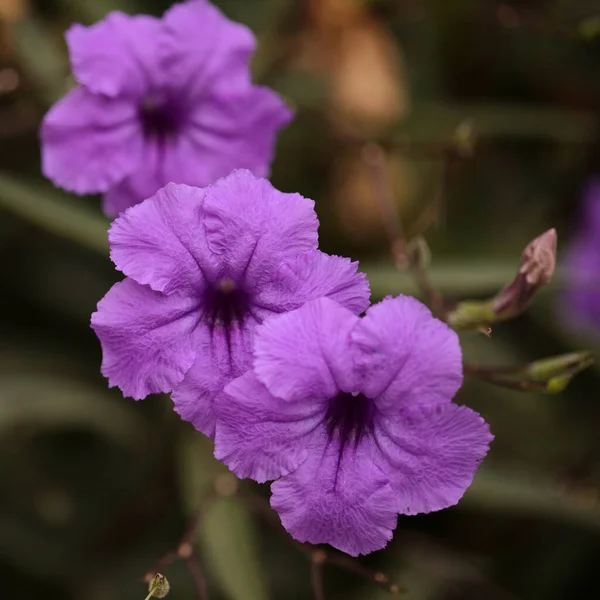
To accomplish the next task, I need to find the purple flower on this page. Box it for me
[214,296,492,556]
[41,0,292,216]
[560,178,600,332]
[90,170,370,437]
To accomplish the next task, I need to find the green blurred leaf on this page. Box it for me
[179,434,270,600]
[0,173,109,255]
[463,467,600,532]
[0,374,152,453]
[9,15,69,104]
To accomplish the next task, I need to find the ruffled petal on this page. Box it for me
[374,403,492,515]
[66,12,161,98]
[214,372,326,483]
[109,182,218,294]
[256,250,370,315]
[171,317,258,438]
[90,278,198,400]
[41,87,142,194]
[161,0,256,98]
[271,440,397,556]
[254,298,359,403]
[352,296,463,411]
[185,86,292,183]
[203,170,318,283]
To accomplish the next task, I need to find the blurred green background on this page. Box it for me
[1,0,600,599]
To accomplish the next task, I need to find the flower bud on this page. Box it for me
[492,228,557,319]
[525,351,593,394]
[146,574,170,599]
[448,229,557,330]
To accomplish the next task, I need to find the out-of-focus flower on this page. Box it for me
[215,295,492,556]
[91,170,370,437]
[561,179,600,332]
[41,0,292,216]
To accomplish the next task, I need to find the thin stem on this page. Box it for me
[361,142,408,268]
[186,551,210,600]
[464,362,546,392]
[362,142,445,317]
[311,553,326,600]
[142,490,216,584]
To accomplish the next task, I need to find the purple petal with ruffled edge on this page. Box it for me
[214,371,325,482]
[66,12,161,98]
[271,440,398,556]
[352,295,463,412]
[256,250,370,315]
[90,278,198,400]
[373,403,492,515]
[109,182,217,294]
[41,87,143,194]
[254,298,360,403]
[203,170,318,282]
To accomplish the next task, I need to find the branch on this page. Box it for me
[362,141,445,317]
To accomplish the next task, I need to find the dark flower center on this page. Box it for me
[139,94,183,139]
[202,278,250,334]
[325,391,375,450]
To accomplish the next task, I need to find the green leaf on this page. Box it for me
[179,434,270,600]
[0,173,109,255]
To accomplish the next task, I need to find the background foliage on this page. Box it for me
[1,0,600,599]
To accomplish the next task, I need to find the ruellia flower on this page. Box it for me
[560,178,600,332]
[90,170,370,437]
[214,296,492,556]
[41,0,292,216]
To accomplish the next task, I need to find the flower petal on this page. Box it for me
[203,170,318,283]
[271,440,397,556]
[256,250,370,315]
[352,296,463,410]
[161,0,256,98]
[214,372,325,483]
[559,238,600,332]
[374,403,492,515]
[109,182,218,294]
[185,86,292,182]
[41,87,142,194]
[254,298,359,403]
[91,278,198,400]
[171,318,258,438]
[66,12,161,98]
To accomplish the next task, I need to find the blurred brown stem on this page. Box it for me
[142,489,216,597]
[311,552,327,600]
[362,141,445,317]
[186,550,210,600]
[464,363,547,392]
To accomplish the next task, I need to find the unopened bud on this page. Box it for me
[146,574,170,599]
[493,228,556,319]
[448,229,557,330]
[526,351,593,394]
